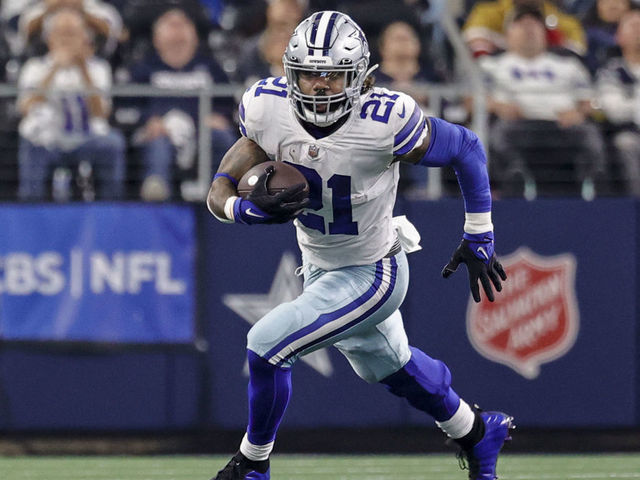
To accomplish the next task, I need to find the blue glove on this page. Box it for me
[233,165,308,225]
[463,231,496,262]
[442,231,507,302]
[232,197,281,224]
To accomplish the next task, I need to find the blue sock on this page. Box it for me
[380,346,461,422]
[247,349,292,445]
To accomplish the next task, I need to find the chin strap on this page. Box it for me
[364,63,379,78]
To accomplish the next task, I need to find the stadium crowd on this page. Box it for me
[0,0,639,201]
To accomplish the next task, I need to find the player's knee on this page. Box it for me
[246,323,262,353]
[357,371,380,384]
[246,321,282,363]
[348,360,387,384]
[364,360,408,384]
[344,349,411,384]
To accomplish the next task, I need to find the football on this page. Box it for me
[237,161,309,199]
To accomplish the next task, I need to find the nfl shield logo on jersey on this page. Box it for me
[466,247,579,379]
[308,144,320,158]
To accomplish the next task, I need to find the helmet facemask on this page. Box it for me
[284,58,368,126]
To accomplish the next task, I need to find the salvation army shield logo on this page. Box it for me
[466,247,579,379]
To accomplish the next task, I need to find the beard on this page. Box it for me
[302,95,345,113]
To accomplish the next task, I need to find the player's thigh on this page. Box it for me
[334,309,411,383]
[247,252,409,367]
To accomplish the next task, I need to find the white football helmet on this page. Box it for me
[283,11,373,126]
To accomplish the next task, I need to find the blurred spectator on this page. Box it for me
[479,7,605,198]
[125,7,236,201]
[19,0,124,59]
[463,0,587,57]
[339,0,423,62]
[375,20,440,197]
[220,0,270,39]
[376,21,442,92]
[235,0,306,85]
[582,0,631,74]
[17,7,125,201]
[121,0,213,63]
[596,8,640,195]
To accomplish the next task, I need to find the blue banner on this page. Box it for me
[201,198,638,429]
[0,199,637,430]
[0,204,195,343]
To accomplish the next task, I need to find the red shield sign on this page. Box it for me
[466,247,579,379]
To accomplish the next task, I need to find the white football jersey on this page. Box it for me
[239,76,428,270]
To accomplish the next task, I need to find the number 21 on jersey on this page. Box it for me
[287,163,358,236]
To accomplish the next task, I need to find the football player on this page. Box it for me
[207,11,511,480]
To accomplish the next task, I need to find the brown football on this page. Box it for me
[237,161,309,199]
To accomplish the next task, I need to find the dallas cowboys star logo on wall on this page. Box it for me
[223,252,334,377]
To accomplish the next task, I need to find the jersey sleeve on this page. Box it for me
[389,92,428,157]
[238,76,288,150]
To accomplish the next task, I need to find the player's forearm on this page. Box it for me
[207,137,270,220]
[418,117,492,228]
[208,175,238,220]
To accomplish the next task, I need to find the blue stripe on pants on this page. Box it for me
[263,260,385,361]
[276,258,398,365]
[249,254,405,368]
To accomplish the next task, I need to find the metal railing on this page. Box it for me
[0,80,483,201]
[0,5,492,201]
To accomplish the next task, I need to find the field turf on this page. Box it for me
[1,454,639,479]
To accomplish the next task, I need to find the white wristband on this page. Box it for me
[224,195,240,222]
[464,212,493,234]
[207,197,234,224]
